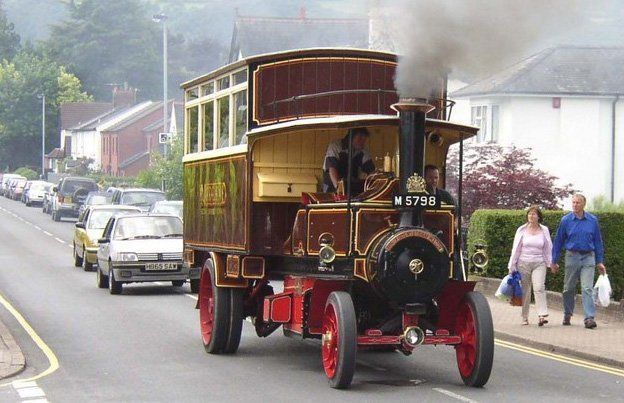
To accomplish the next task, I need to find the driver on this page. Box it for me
[322,127,375,193]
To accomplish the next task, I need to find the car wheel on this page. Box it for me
[73,243,83,267]
[171,280,185,287]
[52,210,60,222]
[82,248,93,271]
[108,265,122,295]
[97,266,108,289]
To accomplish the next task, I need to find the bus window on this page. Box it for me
[217,96,230,148]
[202,101,214,151]
[187,106,198,153]
[234,90,247,144]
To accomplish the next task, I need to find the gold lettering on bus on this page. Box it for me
[385,229,445,253]
[200,182,227,208]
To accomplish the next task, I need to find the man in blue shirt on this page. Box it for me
[552,194,607,329]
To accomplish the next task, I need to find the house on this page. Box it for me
[228,8,369,62]
[451,46,624,204]
[101,101,178,177]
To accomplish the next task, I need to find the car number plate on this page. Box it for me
[145,262,178,271]
[392,193,440,209]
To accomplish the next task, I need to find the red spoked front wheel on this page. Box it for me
[321,291,357,389]
[455,291,494,387]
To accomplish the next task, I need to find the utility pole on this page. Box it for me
[153,13,168,158]
[39,93,46,179]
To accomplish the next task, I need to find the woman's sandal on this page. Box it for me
[538,316,549,327]
[522,319,529,325]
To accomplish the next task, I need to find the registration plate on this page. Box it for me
[392,193,440,209]
[145,262,178,271]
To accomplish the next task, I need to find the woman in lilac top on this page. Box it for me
[507,206,554,326]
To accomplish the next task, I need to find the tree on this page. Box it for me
[46,0,187,101]
[136,135,183,200]
[0,1,20,61]
[0,49,92,170]
[446,143,575,223]
[13,166,37,179]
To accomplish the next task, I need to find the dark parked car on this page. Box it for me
[51,177,99,221]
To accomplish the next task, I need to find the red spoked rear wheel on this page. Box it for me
[455,291,494,387]
[321,291,357,389]
[199,259,229,354]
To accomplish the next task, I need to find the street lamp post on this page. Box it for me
[153,12,168,158]
[38,93,46,179]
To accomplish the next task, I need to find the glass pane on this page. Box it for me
[217,76,230,91]
[188,106,199,153]
[201,82,214,96]
[217,97,230,148]
[202,101,214,151]
[232,70,247,85]
[234,90,247,144]
[186,87,199,101]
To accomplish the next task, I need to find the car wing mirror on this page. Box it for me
[75,222,85,229]
[98,238,110,244]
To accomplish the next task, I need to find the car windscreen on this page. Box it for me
[29,182,46,191]
[60,180,98,194]
[120,192,166,207]
[152,203,183,218]
[88,209,138,229]
[87,194,112,205]
[113,216,183,240]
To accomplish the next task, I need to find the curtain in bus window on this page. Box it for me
[203,101,214,151]
[218,96,230,148]
[234,90,247,144]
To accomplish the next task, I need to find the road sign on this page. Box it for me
[159,132,171,144]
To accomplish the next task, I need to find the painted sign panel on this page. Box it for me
[184,155,247,250]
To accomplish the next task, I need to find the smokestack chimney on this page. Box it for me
[392,98,434,227]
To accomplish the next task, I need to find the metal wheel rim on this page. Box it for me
[199,270,215,346]
[321,303,339,379]
[455,301,477,378]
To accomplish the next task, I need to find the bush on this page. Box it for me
[468,209,624,300]
[13,167,38,180]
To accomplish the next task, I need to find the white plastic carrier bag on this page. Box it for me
[593,274,612,307]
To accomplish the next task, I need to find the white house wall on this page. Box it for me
[464,95,623,205]
[71,130,101,170]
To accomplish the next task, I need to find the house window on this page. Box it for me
[202,101,214,151]
[217,96,230,148]
[491,105,499,141]
[471,105,487,141]
[234,90,247,144]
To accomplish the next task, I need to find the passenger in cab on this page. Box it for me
[424,165,455,205]
[322,128,375,193]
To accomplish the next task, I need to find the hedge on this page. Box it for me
[467,209,624,300]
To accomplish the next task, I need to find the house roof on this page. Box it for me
[119,151,150,169]
[229,14,369,62]
[59,102,112,130]
[46,148,65,159]
[72,102,154,132]
[452,46,624,98]
[105,102,164,132]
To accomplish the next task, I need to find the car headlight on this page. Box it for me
[318,245,336,264]
[118,252,138,262]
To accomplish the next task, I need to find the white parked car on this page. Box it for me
[24,180,53,206]
[96,213,199,294]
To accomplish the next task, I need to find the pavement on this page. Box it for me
[0,315,25,380]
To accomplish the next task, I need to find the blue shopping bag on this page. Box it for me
[508,271,523,306]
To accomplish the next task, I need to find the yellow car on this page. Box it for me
[73,205,141,271]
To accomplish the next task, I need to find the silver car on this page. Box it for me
[96,214,199,294]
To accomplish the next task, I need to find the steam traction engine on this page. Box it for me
[182,49,493,389]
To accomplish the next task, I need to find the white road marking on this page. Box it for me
[54,237,65,244]
[33,225,41,230]
[12,381,37,388]
[43,231,52,237]
[68,244,73,249]
[16,387,45,399]
[432,387,478,403]
[12,380,48,401]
